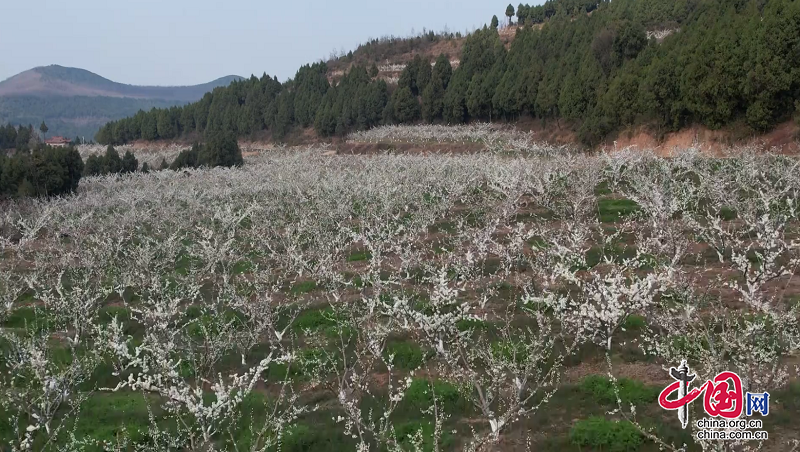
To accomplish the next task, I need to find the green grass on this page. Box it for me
[231,259,254,274]
[598,198,641,223]
[74,392,158,446]
[428,221,457,234]
[595,180,613,196]
[3,306,51,332]
[393,419,456,451]
[621,314,647,331]
[527,236,548,249]
[585,244,637,267]
[385,340,426,370]
[456,317,494,332]
[769,381,800,427]
[569,416,643,452]
[490,339,528,364]
[782,295,800,311]
[718,206,737,220]
[274,421,353,452]
[579,375,660,406]
[290,280,317,295]
[347,250,372,262]
[401,378,470,415]
[293,306,339,331]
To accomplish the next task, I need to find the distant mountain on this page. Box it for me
[0,65,242,140]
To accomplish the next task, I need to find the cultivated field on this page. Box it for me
[1,138,799,451]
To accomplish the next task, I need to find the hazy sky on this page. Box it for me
[0,0,537,86]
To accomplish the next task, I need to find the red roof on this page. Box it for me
[45,136,71,144]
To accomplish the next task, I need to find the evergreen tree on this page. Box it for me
[199,132,244,167]
[141,112,158,141]
[443,73,469,124]
[156,109,176,139]
[491,15,500,29]
[392,87,420,123]
[84,155,102,176]
[421,75,445,122]
[0,144,83,198]
[613,21,648,62]
[39,121,48,140]
[121,150,138,173]
[170,145,200,170]
[102,146,122,174]
[415,55,432,95]
[432,54,453,90]
[90,0,800,147]
[517,3,528,24]
[506,4,515,25]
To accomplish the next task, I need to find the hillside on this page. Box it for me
[0,65,242,139]
[96,0,800,148]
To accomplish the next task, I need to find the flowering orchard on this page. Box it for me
[0,145,799,451]
[347,123,572,156]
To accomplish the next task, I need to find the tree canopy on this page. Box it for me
[0,144,83,198]
[96,0,800,146]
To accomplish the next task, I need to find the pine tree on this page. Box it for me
[103,145,122,174]
[433,54,453,90]
[141,113,158,141]
[121,151,138,173]
[39,121,48,141]
[506,4,515,25]
[421,75,445,122]
[199,132,243,167]
[83,155,102,177]
[443,74,468,124]
[392,87,420,123]
[415,56,432,96]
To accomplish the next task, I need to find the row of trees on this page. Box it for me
[0,124,39,152]
[96,0,800,146]
[83,146,140,176]
[0,145,84,198]
[168,133,244,170]
[515,0,600,25]
[0,94,189,140]
[1,124,244,198]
